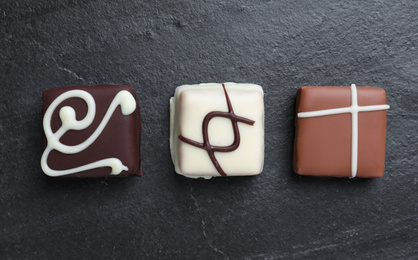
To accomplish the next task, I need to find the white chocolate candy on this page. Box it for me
[170,83,264,179]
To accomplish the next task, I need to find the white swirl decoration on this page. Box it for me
[41,90,137,177]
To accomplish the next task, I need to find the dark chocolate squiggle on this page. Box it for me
[178,84,255,176]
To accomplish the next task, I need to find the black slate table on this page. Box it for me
[1,1,417,259]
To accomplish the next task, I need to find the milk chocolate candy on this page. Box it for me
[41,84,142,178]
[293,84,389,178]
[170,83,264,179]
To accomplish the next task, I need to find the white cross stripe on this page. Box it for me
[298,84,390,177]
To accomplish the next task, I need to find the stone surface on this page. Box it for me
[0,0,417,259]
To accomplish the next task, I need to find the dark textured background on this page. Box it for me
[1,1,417,259]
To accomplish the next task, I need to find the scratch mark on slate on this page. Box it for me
[51,56,85,82]
[190,192,230,260]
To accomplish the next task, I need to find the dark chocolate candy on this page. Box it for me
[293,84,389,178]
[41,84,142,178]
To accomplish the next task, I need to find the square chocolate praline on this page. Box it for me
[170,83,264,179]
[293,85,389,178]
[41,84,142,178]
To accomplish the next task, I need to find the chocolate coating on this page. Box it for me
[178,84,255,177]
[170,83,264,178]
[293,86,388,178]
[42,84,142,178]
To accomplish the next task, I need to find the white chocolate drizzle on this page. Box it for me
[298,84,390,178]
[41,89,136,177]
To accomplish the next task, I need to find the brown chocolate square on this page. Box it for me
[293,85,389,178]
[41,84,142,178]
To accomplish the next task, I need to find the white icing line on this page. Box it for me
[351,85,359,178]
[298,84,390,177]
[298,107,352,117]
[41,90,136,177]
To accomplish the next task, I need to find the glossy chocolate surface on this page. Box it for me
[42,84,142,177]
[170,83,264,178]
[293,86,388,178]
[178,84,255,177]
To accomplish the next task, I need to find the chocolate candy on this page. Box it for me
[41,84,142,178]
[293,84,389,178]
[170,83,264,179]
